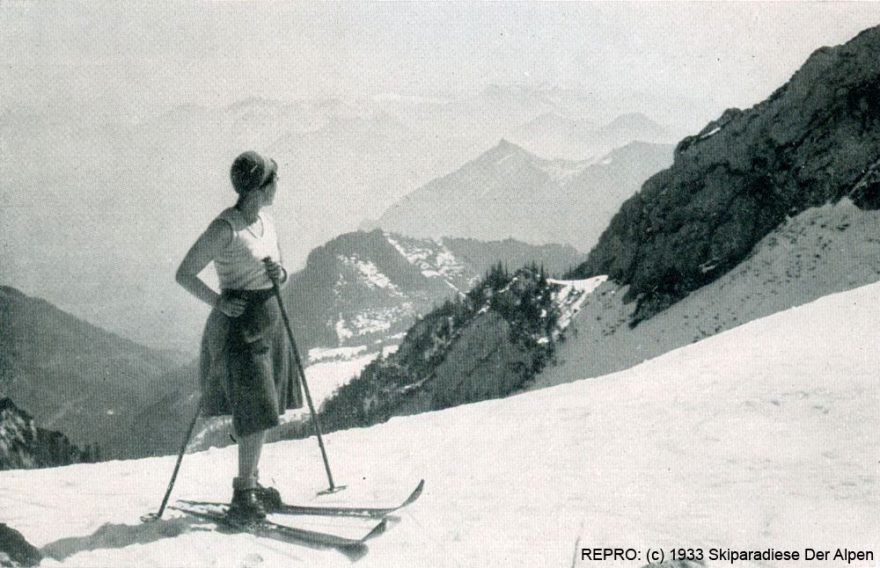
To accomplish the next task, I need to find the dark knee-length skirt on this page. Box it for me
[199,288,304,436]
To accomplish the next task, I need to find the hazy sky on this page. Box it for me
[4,2,880,119]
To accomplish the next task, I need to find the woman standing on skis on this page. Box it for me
[176,151,303,522]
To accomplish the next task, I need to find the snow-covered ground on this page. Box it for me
[2,282,878,567]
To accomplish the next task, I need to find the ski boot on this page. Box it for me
[255,483,283,513]
[251,470,282,512]
[227,477,267,523]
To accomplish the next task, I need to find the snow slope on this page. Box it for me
[534,199,880,391]
[1,282,878,567]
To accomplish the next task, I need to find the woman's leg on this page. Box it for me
[237,429,265,486]
[229,429,267,520]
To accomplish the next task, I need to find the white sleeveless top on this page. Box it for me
[213,208,281,290]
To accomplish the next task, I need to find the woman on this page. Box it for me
[176,151,303,522]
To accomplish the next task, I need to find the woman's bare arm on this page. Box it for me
[176,219,245,316]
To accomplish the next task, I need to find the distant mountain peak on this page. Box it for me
[605,111,652,123]
[376,135,673,249]
[598,112,666,135]
[484,138,535,161]
[495,138,526,151]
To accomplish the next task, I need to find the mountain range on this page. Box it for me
[2,23,880,568]
[373,140,674,251]
[282,25,880,444]
[2,85,668,354]
[507,111,672,160]
[281,229,584,354]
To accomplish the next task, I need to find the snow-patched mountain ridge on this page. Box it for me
[385,234,469,286]
[283,229,584,353]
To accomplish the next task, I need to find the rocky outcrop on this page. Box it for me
[0,398,91,470]
[0,524,42,568]
[535,199,880,392]
[317,265,562,432]
[575,26,880,323]
[429,312,532,410]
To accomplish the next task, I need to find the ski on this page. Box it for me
[170,502,386,559]
[178,479,425,519]
[277,479,425,518]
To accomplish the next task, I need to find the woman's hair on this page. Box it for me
[230,151,277,194]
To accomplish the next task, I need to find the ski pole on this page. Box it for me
[263,258,344,495]
[142,395,203,522]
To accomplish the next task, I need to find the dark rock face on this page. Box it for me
[429,312,531,409]
[576,27,880,323]
[0,398,90,470]
[0,524,42,568]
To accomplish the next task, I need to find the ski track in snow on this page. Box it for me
[1,282,879,567]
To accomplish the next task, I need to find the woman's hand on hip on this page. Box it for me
[217,296,247,318]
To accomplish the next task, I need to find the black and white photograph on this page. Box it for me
[1,2,879,566]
